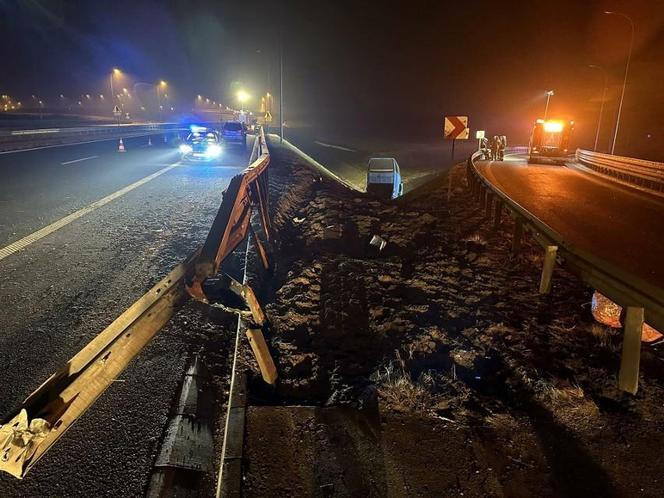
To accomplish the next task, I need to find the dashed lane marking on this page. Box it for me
[0,162,179,262]
[61,155,98,165]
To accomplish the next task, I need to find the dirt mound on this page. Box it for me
[242,140,664,496]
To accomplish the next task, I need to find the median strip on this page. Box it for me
[0,162,179,261]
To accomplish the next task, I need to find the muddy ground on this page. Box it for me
[235,139,664,497]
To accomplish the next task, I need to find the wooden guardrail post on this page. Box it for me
[618,307,645,394]
[539,245,558,294]
[493,200,503,229]
[511,218,523,254]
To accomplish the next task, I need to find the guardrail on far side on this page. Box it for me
[466,150,664,395]
[0,123,186,152]
[576,149,664,194]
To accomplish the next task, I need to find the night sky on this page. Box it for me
[1,0,663,151]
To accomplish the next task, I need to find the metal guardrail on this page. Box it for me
[0,128,272,479]
[466,150,664,395]
[576,149,664,193]
[0,122,180,137]
[0,123,186,151]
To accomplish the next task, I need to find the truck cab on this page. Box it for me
[366,158,403,200]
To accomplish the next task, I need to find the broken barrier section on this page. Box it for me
[186,130,271,305]
[0,129,274,479]
[0,250,198,479]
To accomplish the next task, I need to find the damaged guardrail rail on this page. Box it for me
[576,149,664,194]
[466,150,664,395]
[0,128,273,479]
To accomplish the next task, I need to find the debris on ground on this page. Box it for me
[240,139,664,497]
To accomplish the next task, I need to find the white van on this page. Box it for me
[366,158,403,200]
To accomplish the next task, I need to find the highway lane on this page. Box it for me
[0,136,254,496]
[476,155,664,290]
[0,134,184,245]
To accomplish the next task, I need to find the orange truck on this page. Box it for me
[528,119,574,164]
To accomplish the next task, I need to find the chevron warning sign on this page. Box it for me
[444,116,469,139]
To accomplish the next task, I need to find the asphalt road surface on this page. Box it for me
[476,154,664,289]
[0,134,254,496]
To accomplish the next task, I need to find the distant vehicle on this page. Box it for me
[529,119,574,164]
[178,126,223,162]
[366,157,403,200]
[222,121,247,146]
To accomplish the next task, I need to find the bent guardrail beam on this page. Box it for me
[467,151,664,394]
[0,128,273,479]
[186,130,271,304]
[0,250,197,478]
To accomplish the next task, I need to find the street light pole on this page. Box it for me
[157,81,167,123]
[279,14,284,143]
[544,90,554,120]
[110,68,121,127]
[604,11,635,155]
[588,65,608,152]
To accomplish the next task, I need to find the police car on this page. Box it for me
[178,126,223,161]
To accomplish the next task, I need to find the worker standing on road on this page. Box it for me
[480,137,489,160]
[490,136,500,161]
[498,135,507,161]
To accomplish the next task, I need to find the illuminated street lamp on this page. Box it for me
[544,90,554,120]
[588,64,609,152]
[236,90,250,111]
[604,10,635,155]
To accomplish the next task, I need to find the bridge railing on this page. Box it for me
[466,150,664,395]
[576,149,664,194]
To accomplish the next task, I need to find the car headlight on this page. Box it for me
[206,144,222,157]
[179,144,192,154]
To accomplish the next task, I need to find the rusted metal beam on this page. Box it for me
[250,224,270,271]
[0,250,199,479]
[245,329,277,385]
[187,151,270,304]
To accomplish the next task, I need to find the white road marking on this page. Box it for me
[314,140,356,152]
[61,155,98,165]
[0,162,179,262]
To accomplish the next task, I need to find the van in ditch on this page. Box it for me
[366,157,403,199]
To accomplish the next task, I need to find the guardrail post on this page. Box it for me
[485,192,493,218]
[618,306,644,394]
[246,329,277,385]
[511,218,523,254]
[539,245,558,294]
[493,200,503,229]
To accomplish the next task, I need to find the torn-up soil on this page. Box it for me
[240,139,664,497]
